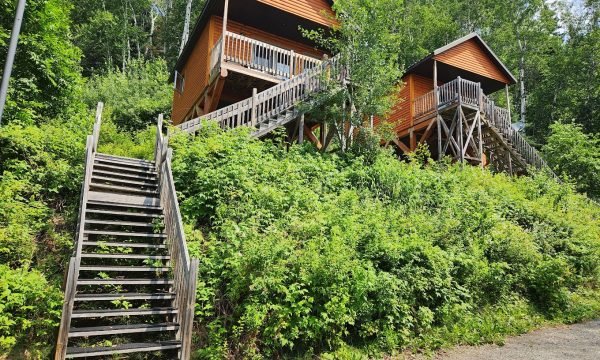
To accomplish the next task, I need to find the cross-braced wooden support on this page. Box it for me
[437,104,485,167]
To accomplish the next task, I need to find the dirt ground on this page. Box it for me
[422,319,600,360]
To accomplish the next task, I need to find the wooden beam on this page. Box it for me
[505,84,511,123]
[410,128,417,150]
[393,138,411,153]
[304,124,322,149]
[419,119,436,144]
[221,0,229,62]
[298,114,305,144]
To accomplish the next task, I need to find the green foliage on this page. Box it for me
[0,0,82,124]
[543,123,600,199]
[82,59,172,132]
[0,265,62,356]
[171,126,600,357]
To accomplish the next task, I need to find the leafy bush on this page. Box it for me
[0,265,62,356]
[170,124,600,357]
[81,59,172,132]
[543,122,600,199]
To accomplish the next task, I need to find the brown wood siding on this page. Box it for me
[435,39,511,84]
[380,74,434,134]
[172,19,213,124]
[212,16,324,58]
[257,0,335,27]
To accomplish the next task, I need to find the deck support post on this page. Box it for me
[437,115,443,160]
[221,0,229,63]
[505,84,511,123]
[298,114,305,144]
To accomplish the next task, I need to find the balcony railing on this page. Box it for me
[212,31,323,80]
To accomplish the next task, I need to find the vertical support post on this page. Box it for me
[505,84,511,123]
[320,122,326,147]
[477,113,484,168]
[298,114,305,144]
[437,115,443,160]
[290,50,295,78]
[221,0,229,64]
[250,88,257,126]
[0,0,26,126]
[433,60,439,110]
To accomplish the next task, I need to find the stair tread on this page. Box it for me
[74,292,175,301]
[77,278,174,285]
[66,341,181,358]
[95,157,156,169]
[82,241,167,249]
[84,230,166,238]
[93,169,158,181]
[85,219,156,227]
[96,153,155,165]
[92,175,157,187]
[79,265,170,272]
[86,200,162,210]
[94,163,157,175]
[68,322,179,337]
[90,183,159,196]
[86,209,163,218]
[71,307,177,318]
[80,253,170,260]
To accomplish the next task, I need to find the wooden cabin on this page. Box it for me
[172,2,549,175]
[172,0,335,125]
[379,33,517,158]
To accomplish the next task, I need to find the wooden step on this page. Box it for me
[71,307,177,318]
[89,183,159,196]
[85,219,156,228]
[86,200,162,211]
[95,156,156,169]
[66,341,181,358]
[86,209,163,218]
[88,191,160,207]
[96,153,155,165]
[92,175,157,188]
[68,322,179,337]
[79,265,170,272]
[77,278,173,286]
[84,230,166,238]
[80,253,170,260]
[81,241,167,249]
[93,169,157,182]
[93,163,157,175]
[74,292,175,302]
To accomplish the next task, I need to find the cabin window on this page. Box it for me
[174,71,185,93]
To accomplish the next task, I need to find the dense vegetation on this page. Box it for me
[0,0,599,358]
[170,125,600,357]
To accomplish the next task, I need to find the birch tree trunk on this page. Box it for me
[179,0,193,55]
[518,38,527,126]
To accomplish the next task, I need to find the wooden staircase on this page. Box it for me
[55,106,198,359]
[177,56,340,138]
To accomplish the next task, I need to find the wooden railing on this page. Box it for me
[481,95,550,171]
[412,77,550,173]
[55,102,104,360]
[178,55,340,135]
[155,115,199,359]
[213,31,322,80]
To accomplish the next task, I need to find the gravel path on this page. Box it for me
[429,320,600,360]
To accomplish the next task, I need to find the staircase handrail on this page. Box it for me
[481,94,550,172]
[55,102,104,359]
[155,115,199,360]
[178,55,340,135]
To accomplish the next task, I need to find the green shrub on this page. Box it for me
[170,125,600,357]
[0,265,62,356]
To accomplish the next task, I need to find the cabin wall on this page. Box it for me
[378,74,434,134]
[212,16,324,58]
[257,0,335,27]
[435,39,511,84]
[172,18,214,124]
